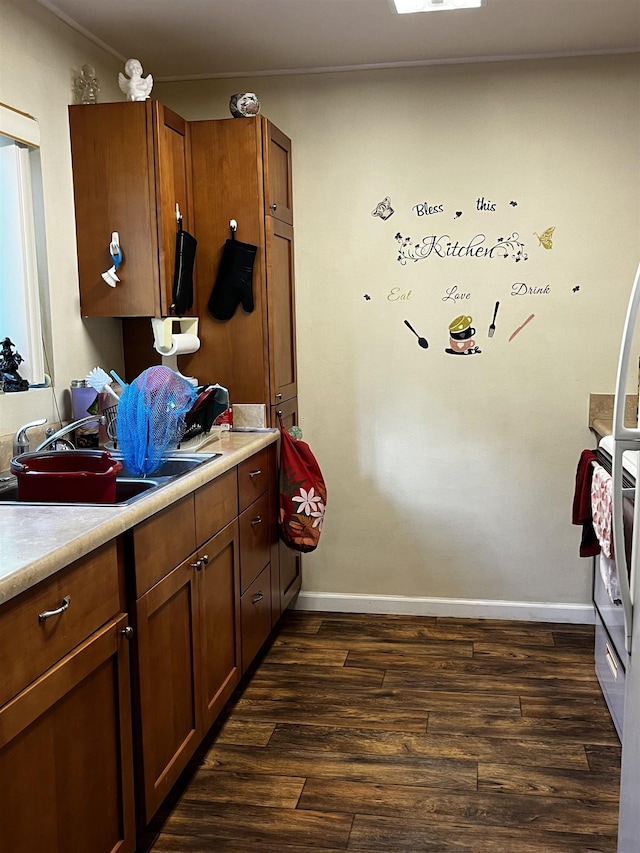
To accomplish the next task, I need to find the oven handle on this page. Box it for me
[612,442,634,655]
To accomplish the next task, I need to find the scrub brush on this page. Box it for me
[86,366,120,401]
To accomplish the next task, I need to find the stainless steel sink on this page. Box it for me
[0,452,222,506]
[114,454,220,479]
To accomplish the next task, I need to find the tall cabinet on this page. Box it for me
[185,116,301,613]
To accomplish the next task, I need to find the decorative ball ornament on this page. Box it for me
[229,93,261,118]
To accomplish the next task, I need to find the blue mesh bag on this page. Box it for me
[116,366,197,476]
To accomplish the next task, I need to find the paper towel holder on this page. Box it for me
[151,317,200,386]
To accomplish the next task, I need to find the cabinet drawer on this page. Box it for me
[0,542,121,707]
[241,563,272,671]
[238,448,269,512]
[194,468,238,547]
[239,491,270,593]
[132,495,196,597]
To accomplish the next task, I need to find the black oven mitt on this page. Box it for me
[208,233,257,321]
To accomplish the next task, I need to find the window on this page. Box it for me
[0,103,48,386]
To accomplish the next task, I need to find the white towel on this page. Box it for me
[600,554,622,605]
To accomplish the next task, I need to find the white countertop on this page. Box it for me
[0,430,278,606]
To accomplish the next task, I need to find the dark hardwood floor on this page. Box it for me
[143,611,621,852]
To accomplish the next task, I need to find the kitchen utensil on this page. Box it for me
[404,320,429,349]
[488,301,500,337]
[115,365,197,476]
[86,366,120,401]
[110,369,128,389]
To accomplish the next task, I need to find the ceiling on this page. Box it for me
[37,0,640,80]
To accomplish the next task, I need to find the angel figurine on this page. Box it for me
[118,58,153,102]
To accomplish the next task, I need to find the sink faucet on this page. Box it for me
[34,415,105,453]
[13,418,47,457]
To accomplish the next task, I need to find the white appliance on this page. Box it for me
[605,259,640,853]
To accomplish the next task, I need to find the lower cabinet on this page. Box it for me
[133,550,203,824]
[0,613,135,853]
[241,562,273,670]
[0,440,299,845]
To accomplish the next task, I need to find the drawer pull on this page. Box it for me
[275,393,283,400]
[38,595,71,623]
[271,203,277,211]
[606,643,619,680]
[248,469,262,479]
[191,559,203,571]
[250,516,263,526]
[200,554,209,565]
[121,626,134,640]
[252,592,264,604]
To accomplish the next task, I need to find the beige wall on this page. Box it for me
[158,56,640,616]
[0,0,124,439]
[2,0,639,617]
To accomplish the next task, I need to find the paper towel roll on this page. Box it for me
[160,333,201,357]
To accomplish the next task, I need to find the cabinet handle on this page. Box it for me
[121,626,134,640]
[275,393,283,400]
[200,554,209,565]
[250,516,263,526]
[252,592,264,604]
[248,469,262,479]
[191,558,203,571]
[38,595,71,623]
[271,203,277,211]
[277,410,283,417]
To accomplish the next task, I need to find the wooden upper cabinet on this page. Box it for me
[263,120,293,225]
[68,100,193,318]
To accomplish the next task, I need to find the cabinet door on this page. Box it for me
[239,491,271,594]
[134,556,201,823]
[0,615,135,853]
[153,103,194,317]
[185,117,269,403]
[241,563,273,672]
[266,218,297,404]
[69,101,159,317]
[263,120,293,225]
[198,521,241,731]
[69,100,192,319]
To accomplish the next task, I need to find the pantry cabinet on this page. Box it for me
[68,100,194,318]
[0,543,135,853]
[184,117,301,618]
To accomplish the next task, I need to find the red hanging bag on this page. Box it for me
[278,418,327,552]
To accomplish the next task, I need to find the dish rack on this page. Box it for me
[101,392,222,453]
[102,404,119,446]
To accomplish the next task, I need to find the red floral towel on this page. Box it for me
[591,463,613,558]
[278,422,327,553]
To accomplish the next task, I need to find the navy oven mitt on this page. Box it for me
[172,216,197,315]
[207,233,258,321]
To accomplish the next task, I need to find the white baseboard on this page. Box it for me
[294,591,595,624]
